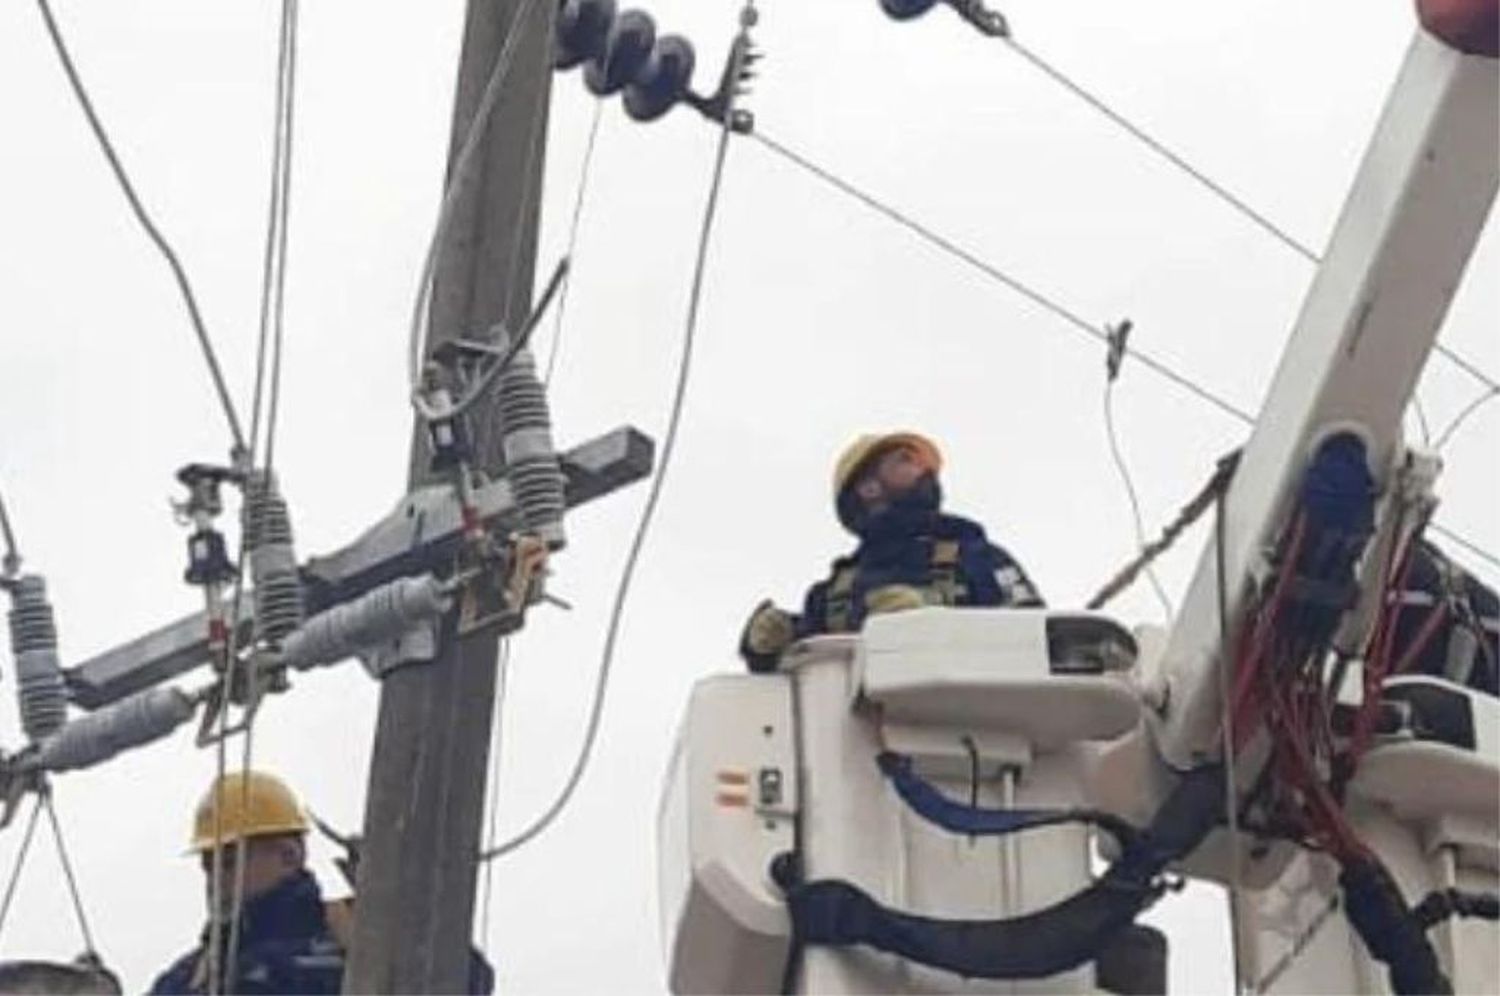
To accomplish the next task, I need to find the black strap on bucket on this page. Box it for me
[774,764,1224,981]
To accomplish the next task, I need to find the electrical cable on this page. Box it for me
[0,795,43,945]
[41,790,98,958]
[1434,386,1499,452]
[407,0,545,401]
[33,0,247,455]
[748,130,1500,578]
[479,638,512,958]
[750,129,1254,426]
[999,33,1499,397]
[1431,522,1500,573]
[1003,37,1319,266]
[1103,380,1173,622]
[479,6,753,863]
[225,2,301,984]
[499,52,554,329]
[250,0,301,475]
[544,99,607,388]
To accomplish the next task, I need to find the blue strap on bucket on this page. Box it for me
[876,751,1140,846]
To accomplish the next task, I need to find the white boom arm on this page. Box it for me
[1152,25,1497,769]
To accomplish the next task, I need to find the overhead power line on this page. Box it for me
[223,2,302,988]
[35,0,247,455]
[544,99,608,388]
[750,129,1254,424]
[1432,522,1500,573]
[248,0,301,475]
[480,7,754,863]
[749,129,1500,576]
[1434,386,1500,452]
[1001,35,1500,397]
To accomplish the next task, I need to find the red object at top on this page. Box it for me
[1417,0,1499,56]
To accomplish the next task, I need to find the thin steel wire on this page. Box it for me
[749,129,1500,575]
[750,129,1255,425]
[480,11,751,864]
[1004,38,1320,265]
[0,795,44,944]
[34,0,246,454]
[544,99,607,388]
[1432,522,1500,572]
[258,0,300,475]
[1434,387,1500,452]
[1104,382,1173,622]
[42,791,99,957]
[1002,36,1500,396]
[1412,395,1433,447]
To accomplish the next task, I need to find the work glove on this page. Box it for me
[740,599,796,673]
[865,584,927,616]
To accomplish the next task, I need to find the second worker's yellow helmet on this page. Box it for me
[189,770,309,853]
[832,432,943,503]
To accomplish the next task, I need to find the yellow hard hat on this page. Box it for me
[189,770,309,852]
[832,432,943,501]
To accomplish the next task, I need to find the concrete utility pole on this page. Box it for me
[345,1,555,991]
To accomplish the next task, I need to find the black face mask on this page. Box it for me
[840,473,943,539]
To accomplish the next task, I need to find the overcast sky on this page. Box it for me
[0,1,1495,992]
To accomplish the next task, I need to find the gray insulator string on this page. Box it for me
[278,575,449,672]
[31,687,197,773]
[242,472,305,650]
[7,575,69,743]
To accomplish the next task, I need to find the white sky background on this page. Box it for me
[0,0,1495,992]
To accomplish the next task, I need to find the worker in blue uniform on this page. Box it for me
[150,771,493,995]
[741,432,1043,672]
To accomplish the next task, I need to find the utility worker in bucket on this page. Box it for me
[740,432,1043,672]
[150,771,494,995]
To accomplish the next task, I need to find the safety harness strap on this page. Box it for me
[824,540,971,633]
[825,566,857,633]
[876,752,1140,847]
